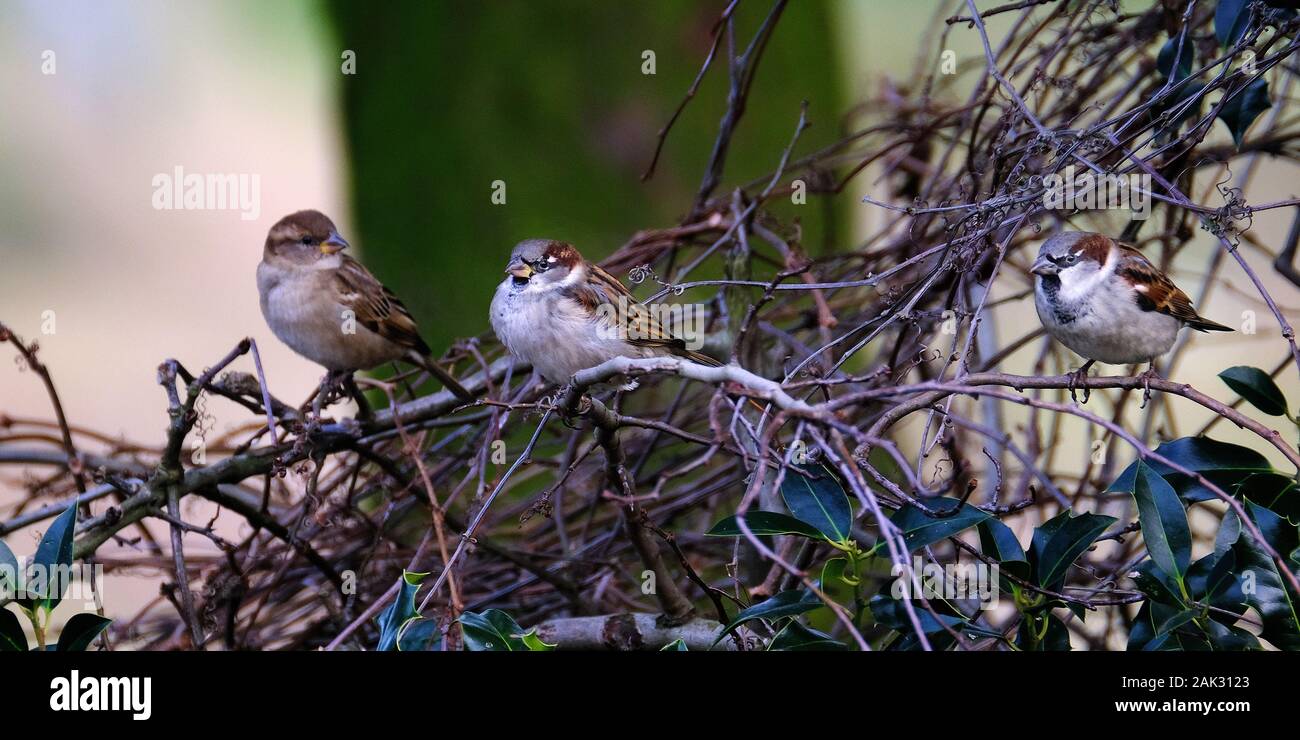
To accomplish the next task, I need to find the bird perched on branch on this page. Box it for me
[256,210,472,409]
[490,239,720,392]
[1031,231,1232,402]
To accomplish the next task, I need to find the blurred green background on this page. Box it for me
[324,0,844,352]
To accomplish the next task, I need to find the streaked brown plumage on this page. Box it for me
[256,210,471,400]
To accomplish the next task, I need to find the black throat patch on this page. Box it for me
[1038,275,1079,324]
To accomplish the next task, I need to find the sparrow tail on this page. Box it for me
[408,351,474,401]
[1187,316,1234,332]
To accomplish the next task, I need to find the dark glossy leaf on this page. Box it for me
[779,465,852,543]
[977,519,1029,582]
[375,570,425,652]
[1232,501,1300,650]
[1128,602,1157,650]
[868,594,1002,639]
[397,617,441,652]
[889,498,990,553]
[1202,619,1259,650]
[660,638,688,651]
[1034,510,1116,591]
[1186,550,1249,625]
[23,504,77,613]
[1215,0,1253,47]
[1219,366,1289,417]
[715,589,822,644]
[459,608,532,651]
[1144,630,1213,651]
[767,620,848,651]
[705,511,824,539]
[1218,78,1271,147]
[1108,436,1273,503]
[1215,508,1243,557]
[0,607,27,651]
[1134,462,1192,587]
[54,612,111,652]
[1132,560,1184,606]
[821,556,858,587]
[1236,473,1300,521]
[1139,602,1212,651]
[1153,607,1199,636]
[1156,34,1194,80]
[1016,613,1072,651]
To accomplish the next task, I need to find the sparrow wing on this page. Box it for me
[1115,244,1232,332]
[332,255,433,354]
[567,263,720,366]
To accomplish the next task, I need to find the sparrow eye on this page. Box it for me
[300,236,314,246]
[532,260,550,273]
[1065,254,1078,264]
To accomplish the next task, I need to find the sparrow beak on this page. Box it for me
[1031,257,1058,277]
[320,231,350,255]
[507,261,533,279]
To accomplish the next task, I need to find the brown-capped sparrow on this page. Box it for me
[256,210,472,406]
[489,239,719,391]
[1031,231,1231,402]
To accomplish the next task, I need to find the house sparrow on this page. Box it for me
[1031,231,1231,401]
[257,210,472,406]
[489,239,719,391]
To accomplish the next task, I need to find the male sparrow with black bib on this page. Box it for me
[1031,231,1231,402]
[489,239,719,392]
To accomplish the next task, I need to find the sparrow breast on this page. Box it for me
[257,261,403,371]
[490,277,656,385]
[1034,269,1180,365]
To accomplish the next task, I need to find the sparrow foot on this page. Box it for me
[1067,360,1095,404]
[1137,364,1160,409]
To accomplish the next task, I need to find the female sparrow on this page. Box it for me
[489,239,719,390]
[1031,231,1231,400]
[256,210,472,403]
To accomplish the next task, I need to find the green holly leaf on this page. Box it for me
[705,511,824,539]
[978,519,1030,583]
[459,608,547,651]
[0,607,27,651]
[1031,510,1116,591]
[1215,0,1253,47]
[375,570,427,652]
[1231,501,1300,650]
[1219,366,1289,417]
[889,498,990,553]
[1133,462,1192,588]
[779,465,852,544]
[22,504,77,613]
[1217,78,1271,147]
[54,613,112,652]
[714,589,822,646]
[767,620,848,651]
[1108,436,1274,504]
[1156,34,1194,81]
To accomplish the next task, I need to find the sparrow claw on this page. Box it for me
[1137,365,1160,409]
[1067,360,1094,404]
